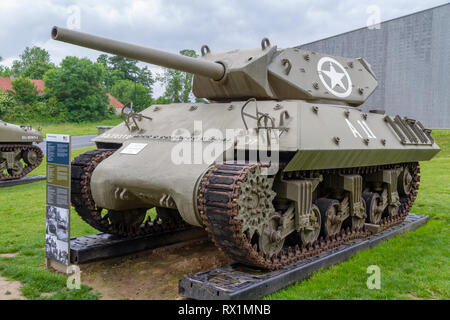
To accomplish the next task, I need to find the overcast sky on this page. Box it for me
[0,0,448,95]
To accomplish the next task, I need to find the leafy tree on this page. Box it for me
[9,78,39,105]
[158,49,197,103]
[0,92,15,118]
[96,54,108,67]
[135,66,154,89]
[0,56,12,77]
[97,54,154,93]
[12,47,55,79]
[0,66,12,77]
[44,57,109,122]
[107,55,140,81]
[154,96,173,105]
[111,80,152,112]
[97,54,126,90]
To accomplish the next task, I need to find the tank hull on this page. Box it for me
[0,121,43,143]
[88,101,439,227]
[0,121,43,180]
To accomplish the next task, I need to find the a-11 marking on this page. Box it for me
[345,118,376,139]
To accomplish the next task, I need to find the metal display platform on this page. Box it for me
[0,175,46,187]
[179,213,429,300]
[70,227,207,264]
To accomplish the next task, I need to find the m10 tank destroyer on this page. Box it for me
[52,26,440,270]
[0,120,43,180]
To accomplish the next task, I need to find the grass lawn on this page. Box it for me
[0,146,99,299]
[26,117,123,137]
[0,131,448,300]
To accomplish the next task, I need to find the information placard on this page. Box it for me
[45,134,71,265]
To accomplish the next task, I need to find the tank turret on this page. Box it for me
[52,27,376,105]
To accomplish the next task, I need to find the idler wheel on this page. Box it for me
[108,208,147,232]
[363,192,383,224]
[316,198,342,237]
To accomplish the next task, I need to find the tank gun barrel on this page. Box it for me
[51,26,225,80]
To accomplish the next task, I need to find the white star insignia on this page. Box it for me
[321,62,346,90]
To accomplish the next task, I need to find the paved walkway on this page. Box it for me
[37,135,97,154]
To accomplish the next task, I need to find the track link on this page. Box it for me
[199,162,419,270]
[71,149,189,237]
[0,144,43,181]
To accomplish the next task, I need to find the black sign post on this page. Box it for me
[45,134,72,272]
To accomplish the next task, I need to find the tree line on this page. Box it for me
[0,46,199,123]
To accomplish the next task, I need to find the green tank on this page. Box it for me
[0,120,43,180]
[52,27,440,270]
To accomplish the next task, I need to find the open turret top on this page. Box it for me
[52,27,377,106]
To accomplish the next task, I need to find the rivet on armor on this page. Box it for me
[381,139,387,145]
[334,137,341,145]
[303,54,310,61]
[189,105,198,111]
[312,82,319,90]
[274,104,283,110]
[364,138,370,145]
[344,110,350,118]
[359,87,365,95]
[312,106,319,113]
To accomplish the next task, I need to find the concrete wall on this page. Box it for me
[299,4,450,129]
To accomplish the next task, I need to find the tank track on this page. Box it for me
[0,144,43,181]
[71,149,189,237]
[198,162,419,270]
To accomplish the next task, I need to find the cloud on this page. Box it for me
[1,0,447,68]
